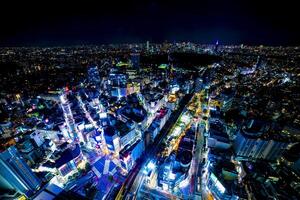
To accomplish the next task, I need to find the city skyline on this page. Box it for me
[1,0,300,46]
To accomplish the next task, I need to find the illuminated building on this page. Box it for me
[88,65,101,88]
[33,183,85,200]
[207,173,239,200]
[125,68,138,79]
[18,138,44,166]
[130,52,140,69]
[147,107,171,143]
[157,127,195,191]
[195,78,203,93]
[30,131,45,147]
[54,144,83,176]
[60,93,78,141]
[92,156,118,178]
[126,82,140,95]
[118,121,139,149]
[234,120,289,161]
[167,94,178,111]
[120,139,144,171]
[108,73,128,98]
[0,146,41,197]
[147,123,159,143]
[208,120,231,150]
[104,126,121,153]
[219,86,235,112]
[43,139,56,152]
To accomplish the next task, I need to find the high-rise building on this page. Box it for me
[60,93,78,141]
[120,139,144,171]
[130,53,140,69]
[234,120,289,161]
[104,126,120,153]
[108,73,128,98]
[87,66,101,88]
[0,146,41,197]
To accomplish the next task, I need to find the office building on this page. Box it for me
[54,144,83,176]
[108,73,128,98]
[0,146,41,197]
[234,120,289,161]
[120,139,144,171]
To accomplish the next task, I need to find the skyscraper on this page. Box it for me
[0,146,41,197]
[234,120,289,161]
[109,73,128,98]
[87,65,101,88]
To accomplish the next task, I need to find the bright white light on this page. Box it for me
[168,172,176,180]
[173,127,182,136]
[283,77,290,83]
[209,106,216,111]
[216,180,226,193]
[85,124,93,129]
[95,136,101,142]
[147,161,156,170]
[60,94,68,104]
[99,112,107,119]
[210,173,226,194]
[179,178,189,188]
[78,123,85,130]
[162,183,168,191]
[181,114,191,124]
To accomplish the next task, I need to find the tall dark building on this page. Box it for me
[0,146,41,197]
[130,53,140,69]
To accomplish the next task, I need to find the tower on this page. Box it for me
[215,40,219,52]
[0,146,41,197]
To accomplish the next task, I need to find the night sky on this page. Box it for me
[0,0,299,46]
